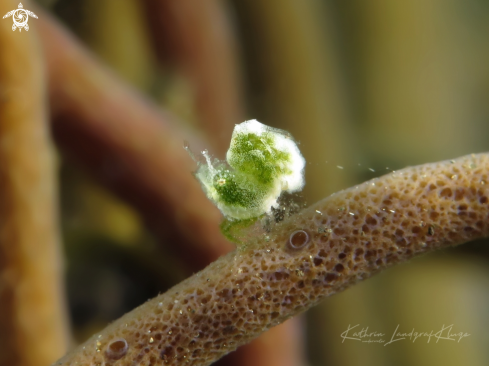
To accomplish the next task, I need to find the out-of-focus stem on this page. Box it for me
[0,2,69,365]
[52,153,489,366]
[144,0,244,158]
[36,10,234,269]
[82,0,157,91]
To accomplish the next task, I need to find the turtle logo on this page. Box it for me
[3,3,37,32]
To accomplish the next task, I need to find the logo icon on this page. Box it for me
[3,3,37,32]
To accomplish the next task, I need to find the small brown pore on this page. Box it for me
[288,230,310,249]
[161,346,175,361]
[105,338,129,360]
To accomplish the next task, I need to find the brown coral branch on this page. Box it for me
[36,10,234,269]
[144,0,244,157]
[0,2,70,366]
[52,153,489,366]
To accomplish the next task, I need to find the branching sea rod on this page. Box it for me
[53,153,489,366]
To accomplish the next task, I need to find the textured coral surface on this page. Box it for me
[53,153,489,366]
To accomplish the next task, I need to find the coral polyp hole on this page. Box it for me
[161,346,175,361]
[288,230,310,249]
[105,338,129,360]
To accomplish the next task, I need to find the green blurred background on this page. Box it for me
[37,0,489,365]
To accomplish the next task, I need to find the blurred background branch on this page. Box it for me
[0,1,69,365]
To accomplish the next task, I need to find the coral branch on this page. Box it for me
[0,2,70,365]
[144,0,243,157]
[52,153,489,366]
[36,10,233,269]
